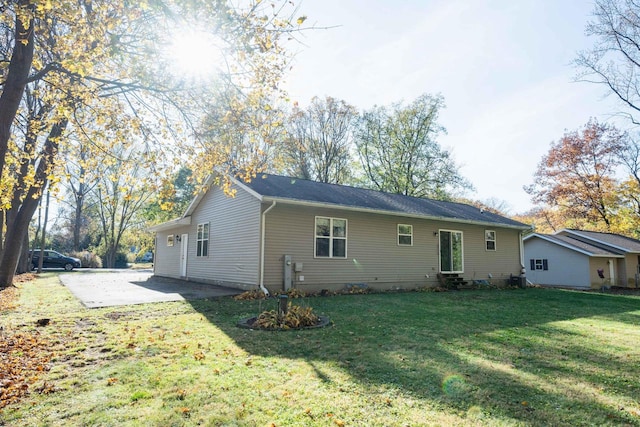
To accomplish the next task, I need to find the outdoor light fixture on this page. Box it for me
[175,234,181,242]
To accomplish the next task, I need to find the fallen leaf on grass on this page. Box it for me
[0,330,53,408]
[0,286,19,312]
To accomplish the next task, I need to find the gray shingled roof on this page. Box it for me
[536,234,624,256]
[560,229,640,253]
[243,174,529,229]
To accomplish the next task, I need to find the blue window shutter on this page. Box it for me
[530,259,535,270]
[543,259,548,271]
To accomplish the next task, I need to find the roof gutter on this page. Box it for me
[259,201,276,296]
[147,216,191,232]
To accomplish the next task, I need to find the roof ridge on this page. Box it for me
[251,173,476,208]
[565,228,640,242]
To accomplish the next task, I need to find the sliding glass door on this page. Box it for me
[440,230,463,273]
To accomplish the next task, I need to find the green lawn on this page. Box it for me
[1,274,640,426]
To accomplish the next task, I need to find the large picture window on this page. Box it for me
[440,230,463,273]
[315,217,347,258]
[197,223,209,257]
[398,224,413,246]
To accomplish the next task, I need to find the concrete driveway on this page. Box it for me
[59,269,242,308]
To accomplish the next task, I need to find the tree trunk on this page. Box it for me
[0,1,35,185]
[73,181,84,251]
[16,232,30,274]
[104,246,116,269]
[0,2,35,288]
[0,120,66,287]
[38,189,50,272]
[0,210,4,259]
[0,196,40,286]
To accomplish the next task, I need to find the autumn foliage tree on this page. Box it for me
[525,120,626,231]
[0,1,306,287]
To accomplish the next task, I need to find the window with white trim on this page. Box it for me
[485,230,496,251]
[315,217,347,258]
[167,235,174,247]
[197,223,209,257]
[398,224,413,246]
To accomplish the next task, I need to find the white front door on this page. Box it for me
[180,234,188,277]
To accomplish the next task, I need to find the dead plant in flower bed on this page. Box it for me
[252,304,319,330]
[233,289,267,301]
[285,288,306,298]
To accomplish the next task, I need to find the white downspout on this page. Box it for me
[519,231,525,271]
[259,201,276,296]
[519,230,528,283]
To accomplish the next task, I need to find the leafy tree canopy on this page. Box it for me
[0,0,308,286]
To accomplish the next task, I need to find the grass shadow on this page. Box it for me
[189,288,640,425]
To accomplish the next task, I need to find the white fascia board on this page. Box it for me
[262,196,531,231]
[230,175,264,201]
[147,216,191,232]
[148,174,261,234]
[183,174,219,217]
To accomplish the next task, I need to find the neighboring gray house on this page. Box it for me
[149,174,531,294]
[523,229,640,289]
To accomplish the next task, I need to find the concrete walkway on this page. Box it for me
[59,269,242,308]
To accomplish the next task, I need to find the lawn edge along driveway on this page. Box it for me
[59,270,242,308]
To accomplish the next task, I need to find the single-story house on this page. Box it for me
[523,229,640,289]
[149,174,531,294]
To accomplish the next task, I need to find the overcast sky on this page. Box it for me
[283,0,626,214]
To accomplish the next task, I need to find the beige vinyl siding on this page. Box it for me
[623,253,640,287]
[461,226,521,281]
[263,204,523,293]
[186,185,261,286]
[589,258,615,288]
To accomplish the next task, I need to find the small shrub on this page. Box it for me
[114,252,129,268]
[71,251,102,268]
[286,288,306,298]
[234,289,267,301]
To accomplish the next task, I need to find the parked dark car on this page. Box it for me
[30,249,82,271]
[140,252,153,263]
